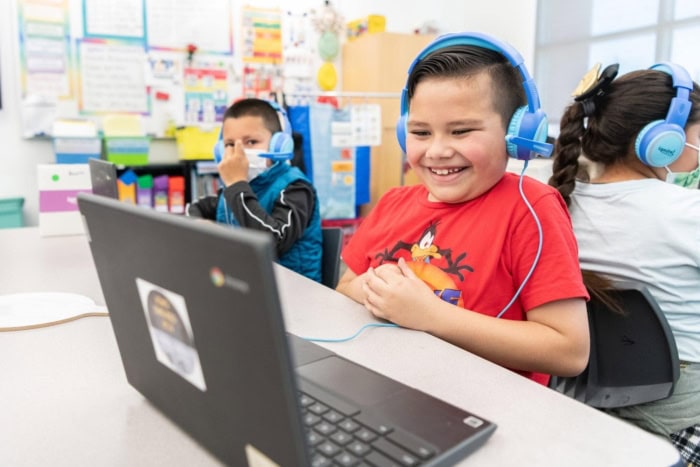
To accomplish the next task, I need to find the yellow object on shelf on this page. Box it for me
[102,114,144,137]
[175,126,220,160]
[317,62,338,91]
[346,15,386,41]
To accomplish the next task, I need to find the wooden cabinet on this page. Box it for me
[342,32,435,214]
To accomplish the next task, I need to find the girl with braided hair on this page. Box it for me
[549,63,700,465]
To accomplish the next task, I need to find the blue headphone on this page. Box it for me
[213,100,294,163]
[634,62,693,167]
[396,32,553,161]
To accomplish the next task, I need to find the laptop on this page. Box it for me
[77,193,496,466]
[88,158,119,199]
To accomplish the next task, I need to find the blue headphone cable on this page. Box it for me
[496,160,543,318]
[300,322,400,343]
[302,163,543,341]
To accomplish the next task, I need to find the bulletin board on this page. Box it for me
[14,0,333,139]
[15,0,239,138]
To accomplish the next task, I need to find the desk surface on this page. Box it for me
[0,227,681,467]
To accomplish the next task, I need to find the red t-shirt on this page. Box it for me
[343,173,589,384]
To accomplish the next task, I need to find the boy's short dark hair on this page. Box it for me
[223,98,282,135]
[406,45,525,130]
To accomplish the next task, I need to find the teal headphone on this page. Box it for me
[396,32,553,161]
[213,100,294,163]
[634,62,693,167]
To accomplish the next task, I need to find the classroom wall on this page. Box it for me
[0,0,537,227]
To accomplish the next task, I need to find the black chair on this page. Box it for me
[321,227,343,289]
[549,281,680,408]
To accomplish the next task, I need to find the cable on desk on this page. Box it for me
[0,312,109,332]
[299,322,400,343]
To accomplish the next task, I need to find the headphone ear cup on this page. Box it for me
[506,106,527,159]
[506,106,549,160]
[213,140,224,163]
[635,120,686,167]
[269,132,294,155]
[396,114,408,154]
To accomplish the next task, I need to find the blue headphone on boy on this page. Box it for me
[396,32,553,161]
[213,100,294,163]
[634,62,693,167]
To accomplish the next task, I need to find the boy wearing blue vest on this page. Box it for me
[187,98,322,282]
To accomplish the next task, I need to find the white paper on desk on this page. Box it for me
[0,293,108,331]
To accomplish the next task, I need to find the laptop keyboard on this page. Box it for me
[299,384,438,467]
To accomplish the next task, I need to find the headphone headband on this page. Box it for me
[650,62,693,128]
[397,31,551,160]
[267,100,293,136]
[403,32,541,114]
[213,99,294,164]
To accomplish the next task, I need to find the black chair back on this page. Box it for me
[321,227,343,289]
[550,281,680,408]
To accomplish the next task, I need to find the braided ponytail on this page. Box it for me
[548,102,587,207]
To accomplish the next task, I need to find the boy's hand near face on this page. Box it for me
[362,258,441,331]
[218,140,249,186]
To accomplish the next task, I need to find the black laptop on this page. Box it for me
[88,158,119,199]
[77,193,496,466]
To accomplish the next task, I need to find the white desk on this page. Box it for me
[0,228,681,467]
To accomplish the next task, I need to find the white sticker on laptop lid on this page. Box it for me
[136,278,207,392]
[245,444,280,467]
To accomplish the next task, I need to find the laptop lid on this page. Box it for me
[78,192,308,465]
[78,192,496,466]
[88,158,118,199]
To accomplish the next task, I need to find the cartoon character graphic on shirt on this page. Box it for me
[375,222,473,307]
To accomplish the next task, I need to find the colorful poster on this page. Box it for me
[18,0,71,99]
[183,67,228,124]
[309,104,356,220]
[241,6,282,64]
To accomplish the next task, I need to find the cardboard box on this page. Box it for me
[38,164,92,236]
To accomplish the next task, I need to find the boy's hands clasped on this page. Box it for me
[362,258,438,331]
[218,140,249,186]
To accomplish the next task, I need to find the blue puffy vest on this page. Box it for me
[216,162,322,282]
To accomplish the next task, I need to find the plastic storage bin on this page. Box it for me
[53,137,102,164]
[0,197,24,228]
[175,126,219,160]
[105,137,150,165]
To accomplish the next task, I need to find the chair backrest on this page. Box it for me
[549,280,680,409]
[321,227,343,289]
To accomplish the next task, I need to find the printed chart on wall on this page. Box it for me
[77,38,149,114]
[241,6,283,98]
[17,0,72,137]
[78,0,148,115]
[183,67,228,125]
[146,0,233,132]
[308,103,357,220]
